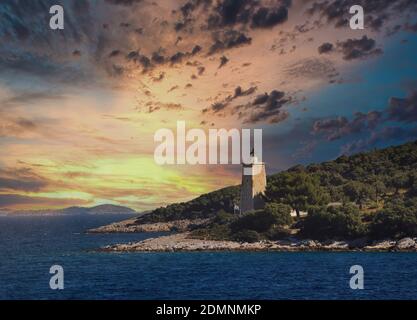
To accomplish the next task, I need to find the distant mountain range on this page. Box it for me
[5,204,137,216]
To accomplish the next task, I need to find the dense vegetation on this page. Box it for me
[138,186,239,223]
[140,141,417,241]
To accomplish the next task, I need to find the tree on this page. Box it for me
[408,181,417,198]
[300,204,367,240]
[366,175,387,205]
[343,181,373,209]
[390,173,410,195]
[233,230,261,243]
[214,210,235,225]
[231,210,276,233]
[264,203,293,226]
[266,172,329,217]
[370,199,417,239]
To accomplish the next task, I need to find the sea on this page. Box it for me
[0,214,416,300]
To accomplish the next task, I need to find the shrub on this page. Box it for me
[266,172,330,217]
[264,203,293,226]
[300,204,366,240]
[233,230,261,243]
[231,210,276,233]
[265,225,292,240]
[370,199,417,239]
[213,210,236,225]
[190,223,232,241]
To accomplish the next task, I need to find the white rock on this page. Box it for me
[396,237,416,250]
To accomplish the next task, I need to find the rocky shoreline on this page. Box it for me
[100,232,417,253]
[88,218,209,233]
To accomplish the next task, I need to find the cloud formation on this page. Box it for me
[388,91,417,123]
[313,111,382,141]
[237,90,291,124]
[306,0,417,31]
[337,36,382,60]
[1,0,417,211]
[0,167,48,192]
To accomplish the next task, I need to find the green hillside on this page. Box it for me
[137,140,417,241]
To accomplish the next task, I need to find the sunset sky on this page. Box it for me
[1,0,417,212]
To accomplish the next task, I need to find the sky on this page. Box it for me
[0,0,417,212]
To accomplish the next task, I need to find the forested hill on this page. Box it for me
[138,140,417,224]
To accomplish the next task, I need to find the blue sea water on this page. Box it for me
[0,214,417,300]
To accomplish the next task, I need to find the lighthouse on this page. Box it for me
[239,151,267,214]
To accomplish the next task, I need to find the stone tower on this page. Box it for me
[240,153,266,214]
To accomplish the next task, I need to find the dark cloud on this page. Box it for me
[0,168,48,192]
[0,1,201,83]
[105,0,143,6]
[180,0,213,18]
[306,0,417,31]
[218,55,229,68]
[234,86,257,97]
[151,51,166,64]
[368,15,387,31]
[208,30,252,55]
[205,0,291,29]
[168,46,203,65]
[337,36,382,60]
[318,42,334,54]
[109,50,122,58]
[176,0,290,57]
[210,102,228,113]
[203,85,258,114]
[313,111,383,141]
[341,126,417,155]
[170,51,186,64]
[126,50,152,71]
[207,0,252,29]
[251,6,289,29]
[191,45,202,55]
[244,108,289,124]
[0,0,289,87]
[0,115,39,137]
[404,22,417,32]
[388,91,417,123]
[197,66,205,75]
[313,116,348,134]
[307,89,417,158]
[312,90,417,149]
[168,85,179,92]
[72,50,82,57]
[239,90,291,124]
